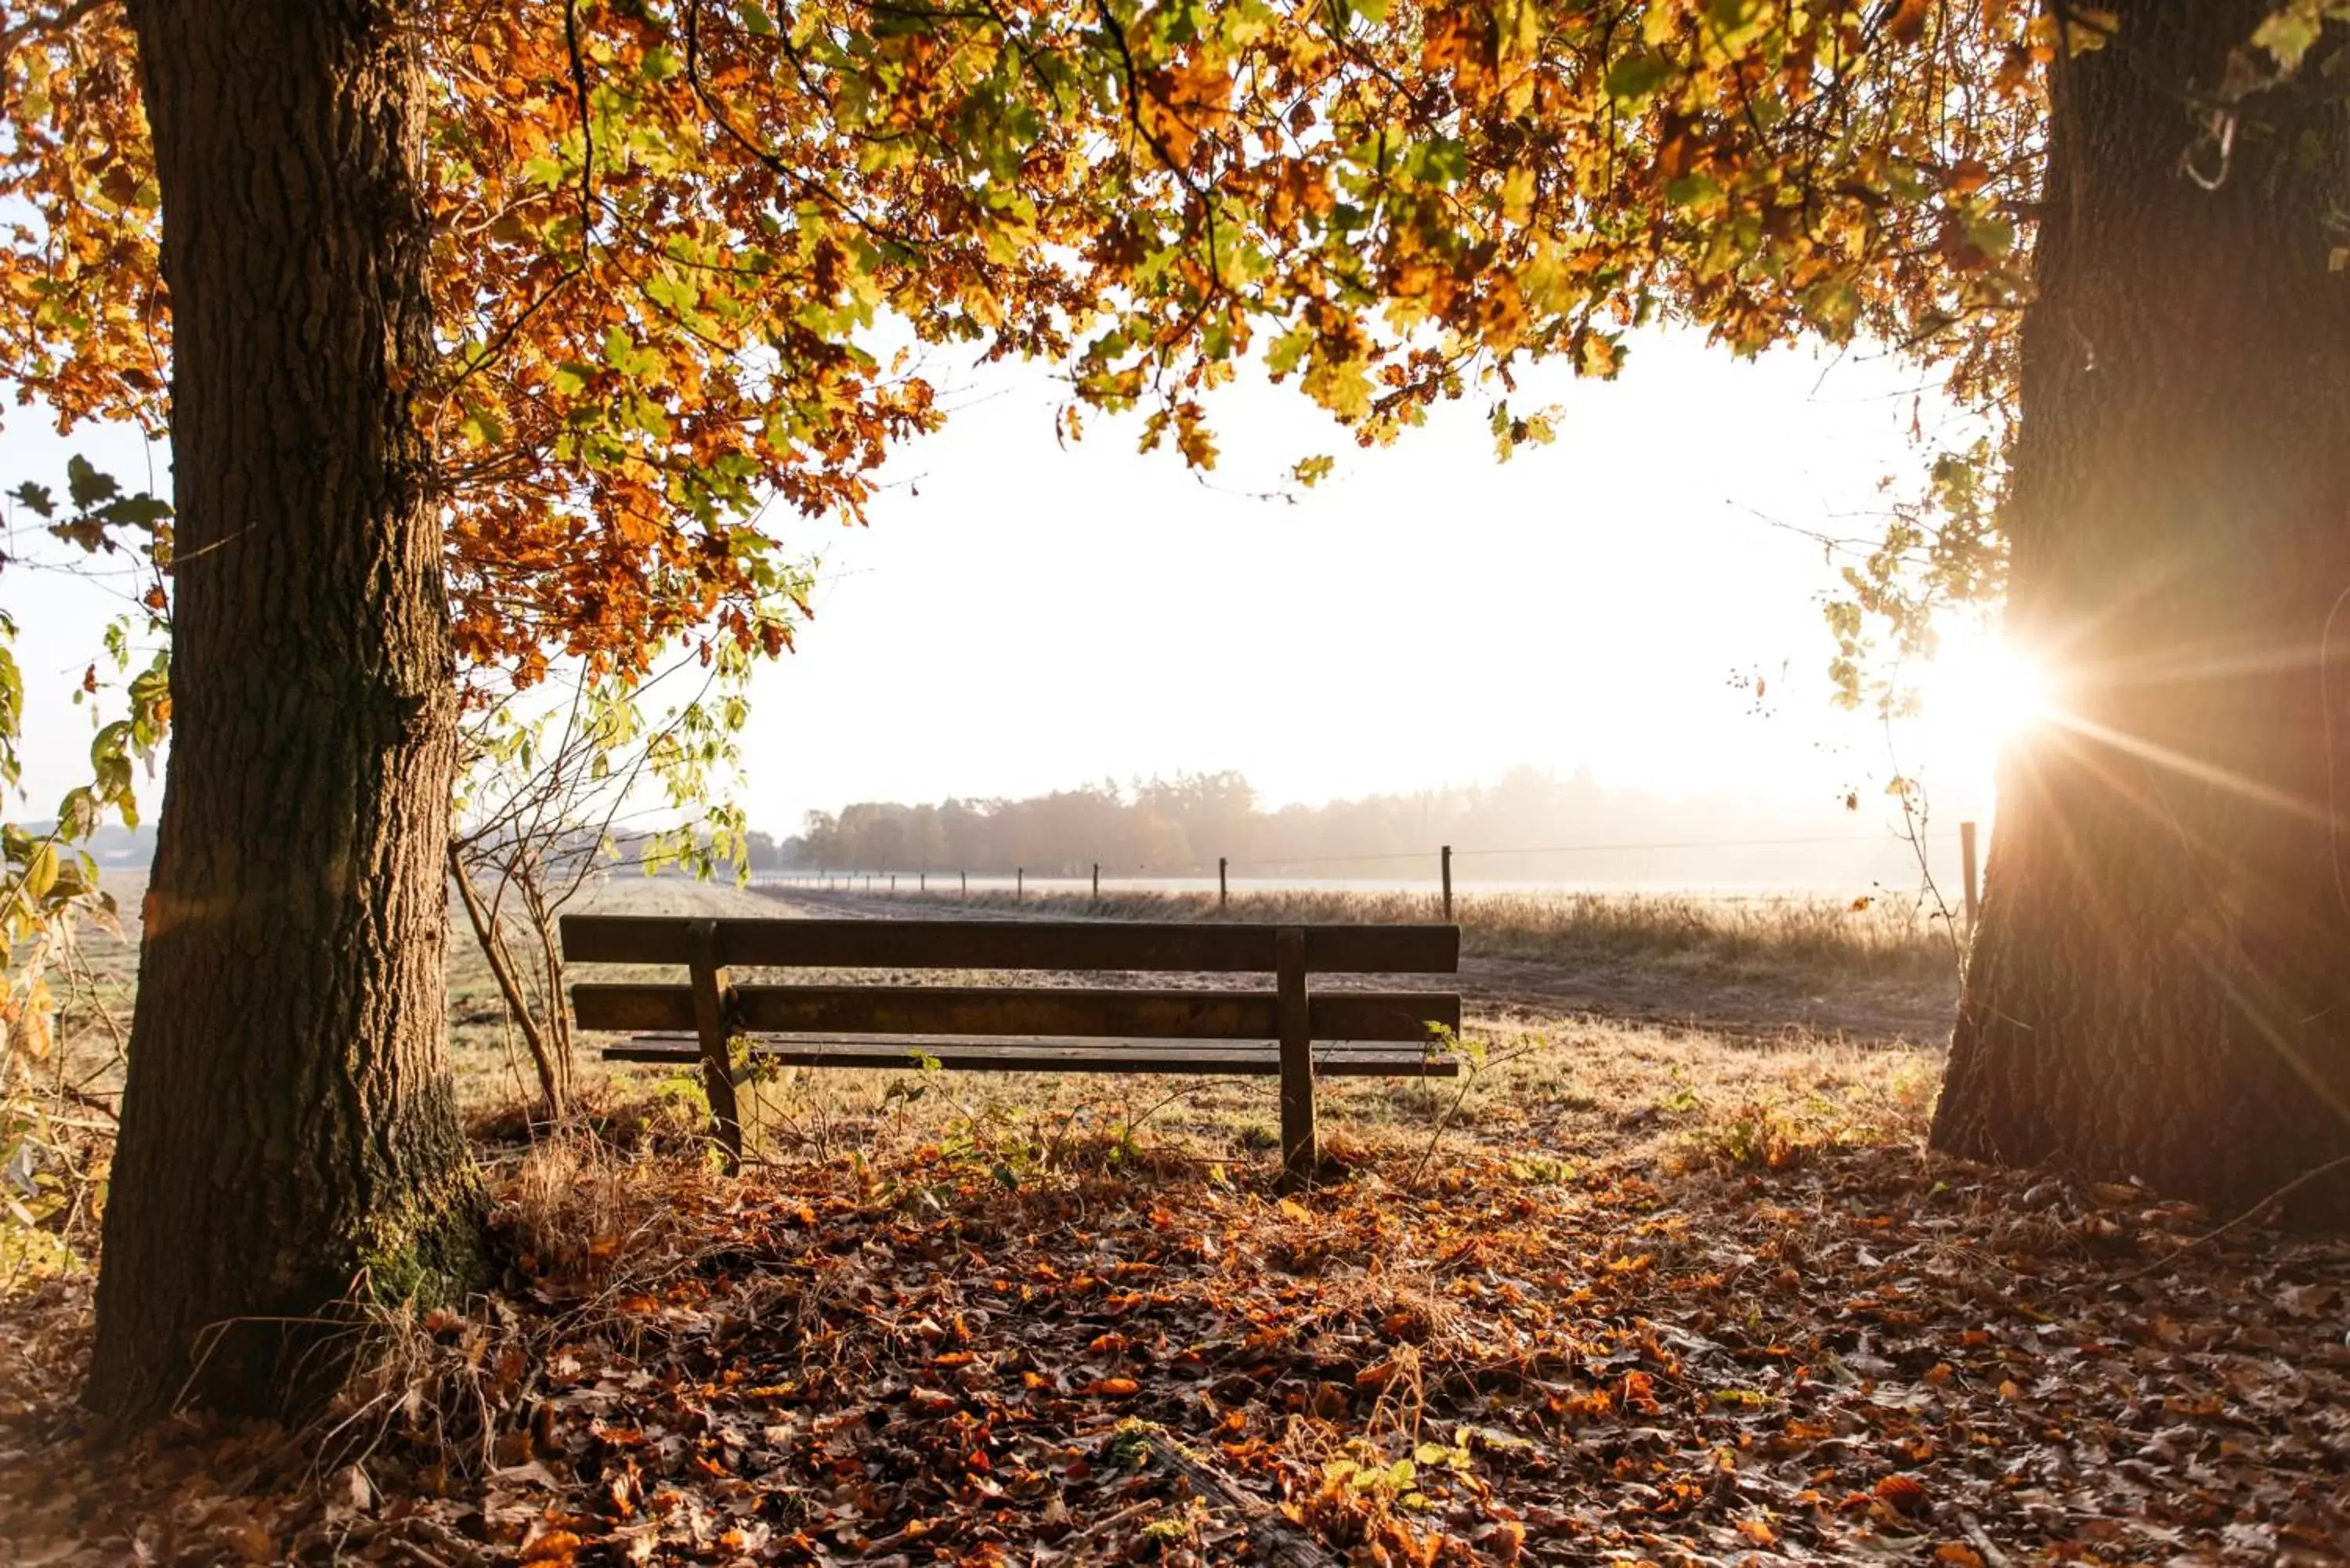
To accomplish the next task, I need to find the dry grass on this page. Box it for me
[44,869,795,1112]
[862,882,1959,988]
[712,1009,1946,1193]
[40,869,1954,1138]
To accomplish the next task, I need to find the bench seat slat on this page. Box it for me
[560,915,1459,974]
[572,983,1459,1042]
[599,1035,1459,1078]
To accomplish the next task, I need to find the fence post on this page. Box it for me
[919,870,925,893]
[1441,844,1454,919]
[889,873,896,894]
[1092,862,1100,901]
[961,870,967,899]
[1016,866,1023,901]
[1959,820,1980,933]
[1218,856,1228,909]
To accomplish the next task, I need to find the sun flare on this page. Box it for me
[1922,634,2055,760]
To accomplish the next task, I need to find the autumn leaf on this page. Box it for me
[1873,1474,1928,1516]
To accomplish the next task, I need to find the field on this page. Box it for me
[45,869,1961,1121]
[7,872,2348,1566]
[777,882,1961,1039]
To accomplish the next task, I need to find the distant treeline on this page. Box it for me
[31,822,156,867]
[754,769,1943,889]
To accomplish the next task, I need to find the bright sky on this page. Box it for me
[739,331,2000,829]
[0,328,2009,847]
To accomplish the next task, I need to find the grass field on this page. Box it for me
[15,872,2350,1566]
[770,880,1961,1041]
[690,880,1954,1177]
[903,882,1958,985]
[37,867,1957,1174]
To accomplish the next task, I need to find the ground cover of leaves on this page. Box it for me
[4,1035,2348,1567]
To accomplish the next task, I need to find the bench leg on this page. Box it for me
[685,919,743,1172]
[1275,927,1315,1190]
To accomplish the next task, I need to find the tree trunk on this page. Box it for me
[87,0,482,1418]
[1933,2,2350,1222]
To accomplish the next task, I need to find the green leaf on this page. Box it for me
[1963,213,2017,260]
[65,455,119,510]
[2253,2,2323,68]
[1664,172,1723,210]
[1604,54,1672,103]
[1265,327,1312,378]
[97,494,173,530]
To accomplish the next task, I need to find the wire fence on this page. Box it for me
[743,822,1987,924]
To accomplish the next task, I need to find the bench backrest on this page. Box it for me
[561,916,1459,1039]
[561,916,1458,974]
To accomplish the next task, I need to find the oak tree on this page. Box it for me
[1930,2,2350,1220]
[5,0,2343,1414]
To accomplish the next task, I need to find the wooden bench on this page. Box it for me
[559,915,1462,1185]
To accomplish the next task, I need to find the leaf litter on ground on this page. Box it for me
[3,1030,2348,1567]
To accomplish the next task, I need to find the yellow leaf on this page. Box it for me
[21,841,56,901]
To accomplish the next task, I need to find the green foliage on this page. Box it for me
[2251,0,2350,69]
[0,457,172,1282]
[1824,439,2007,717]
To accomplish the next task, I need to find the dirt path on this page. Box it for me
[1456,950,1954,1042]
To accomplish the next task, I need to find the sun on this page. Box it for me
[1920,632,2055,759]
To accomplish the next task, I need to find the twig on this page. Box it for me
[1403,1039,1547,1191]
[2125,1152,2350,1281]
[1064,1495,1162,1547]
[1958,1511,2016,1568]
[56,1082,119,1123]
[563,0,595,257]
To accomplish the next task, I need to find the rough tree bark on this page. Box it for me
[1933,2,2350,1221]
[87,0,483,1417]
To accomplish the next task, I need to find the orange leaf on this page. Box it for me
[519,1530,583,1566]
[1874,1475,1928,1516]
